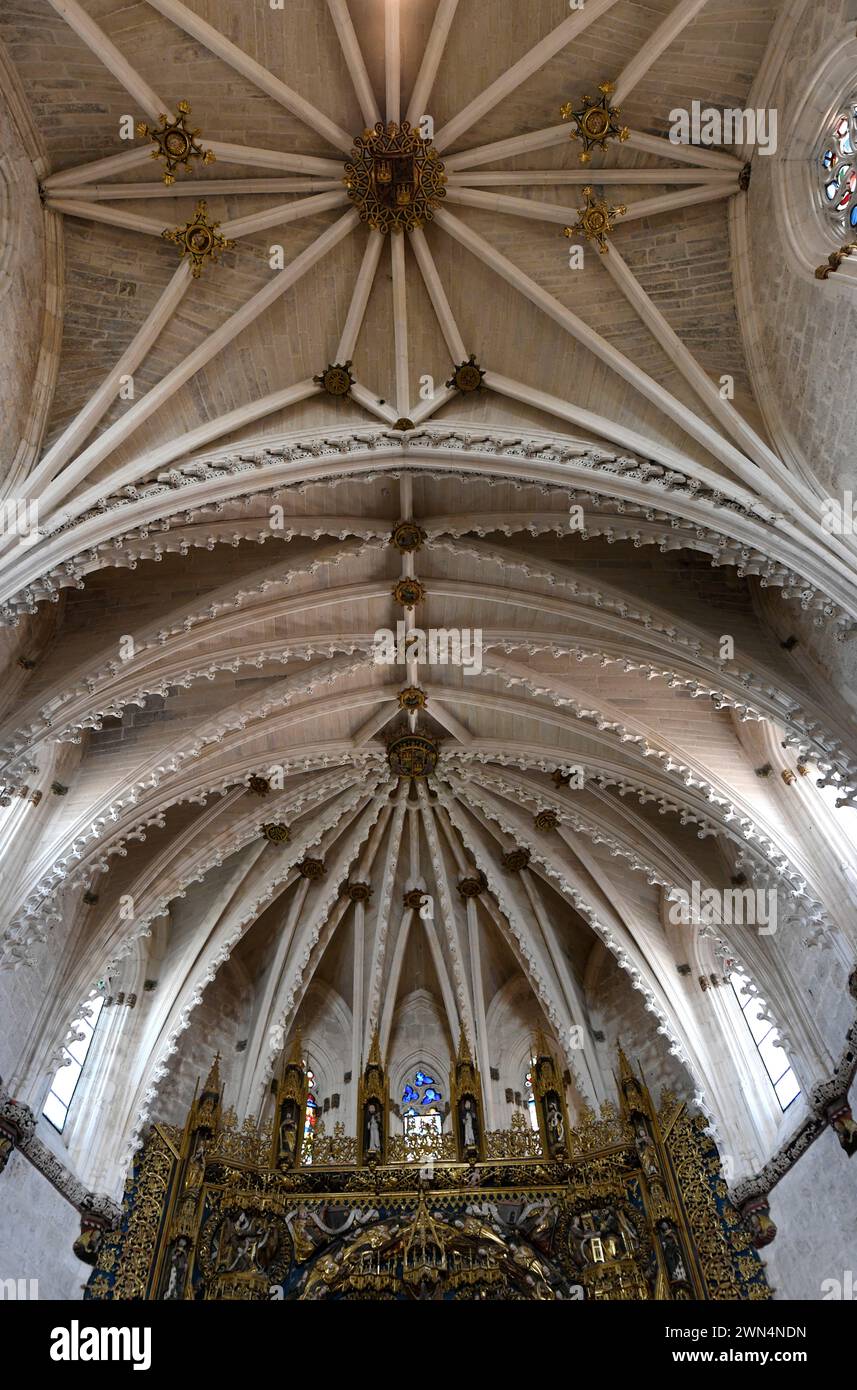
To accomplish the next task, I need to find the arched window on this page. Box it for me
[817,101,857,232]
[524,1063,539,1131]
[42,993,105,1133]
[303,1064,318,1140]
[401,1068,442,1137]
[729,972,800,1112]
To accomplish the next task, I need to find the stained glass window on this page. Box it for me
[818,105,857,231]
[42,993,105,1132]
[401,1068,443,1136]
[524,1064,539,1131]
[729,973,800,1111]
[403,1106,442,1137]
[303,1065,318,1139]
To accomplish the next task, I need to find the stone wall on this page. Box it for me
[743,0,857,495]
[154,956,254,1130]
[586,946,696,1103]
[762,1074,857,1300]
[0,1149,84,1302]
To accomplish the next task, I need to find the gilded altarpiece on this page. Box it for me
[85,1059,770,1302]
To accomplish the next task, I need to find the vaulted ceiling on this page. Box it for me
[2,0,856,1168]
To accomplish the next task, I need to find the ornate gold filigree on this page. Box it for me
[390,519,427,552]
[88,1049,770,1302]
[392,576,426,609]
[261,822,290,844]
[313,361,354,396]
[297,857,326,880]
[137,101,215,184]
[560,82,629,164]
[111,1128,175,1299]
[564,187,626,255]
[162,201,233,277]
[397,685,427,713]
[343,121,447,233]
[446,354,485,393]
[485,1111,544,1159]
[387,729,439,779]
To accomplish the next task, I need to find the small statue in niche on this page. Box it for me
[277,1098,300,1169]
[364,1101,383,1159]
[219,1210,275,1274]
[460,1096,479,1153]
[633,1118,662,1181]
[657,1219,689,1285]
[544,1094,565,1154]
[163,1235,191,1300]
[186,1132,207,1188]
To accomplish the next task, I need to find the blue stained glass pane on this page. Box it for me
[823,150,835,169]
[849,204,857,226]
[842,134,854,154]
[826,181,839,200]
[402,1084,418,1103]
[403,1106,417,1117]
[414,1071,435,1086]
[422,1087,442,1103]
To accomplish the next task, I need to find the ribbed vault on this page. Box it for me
[1,0,856,1208]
